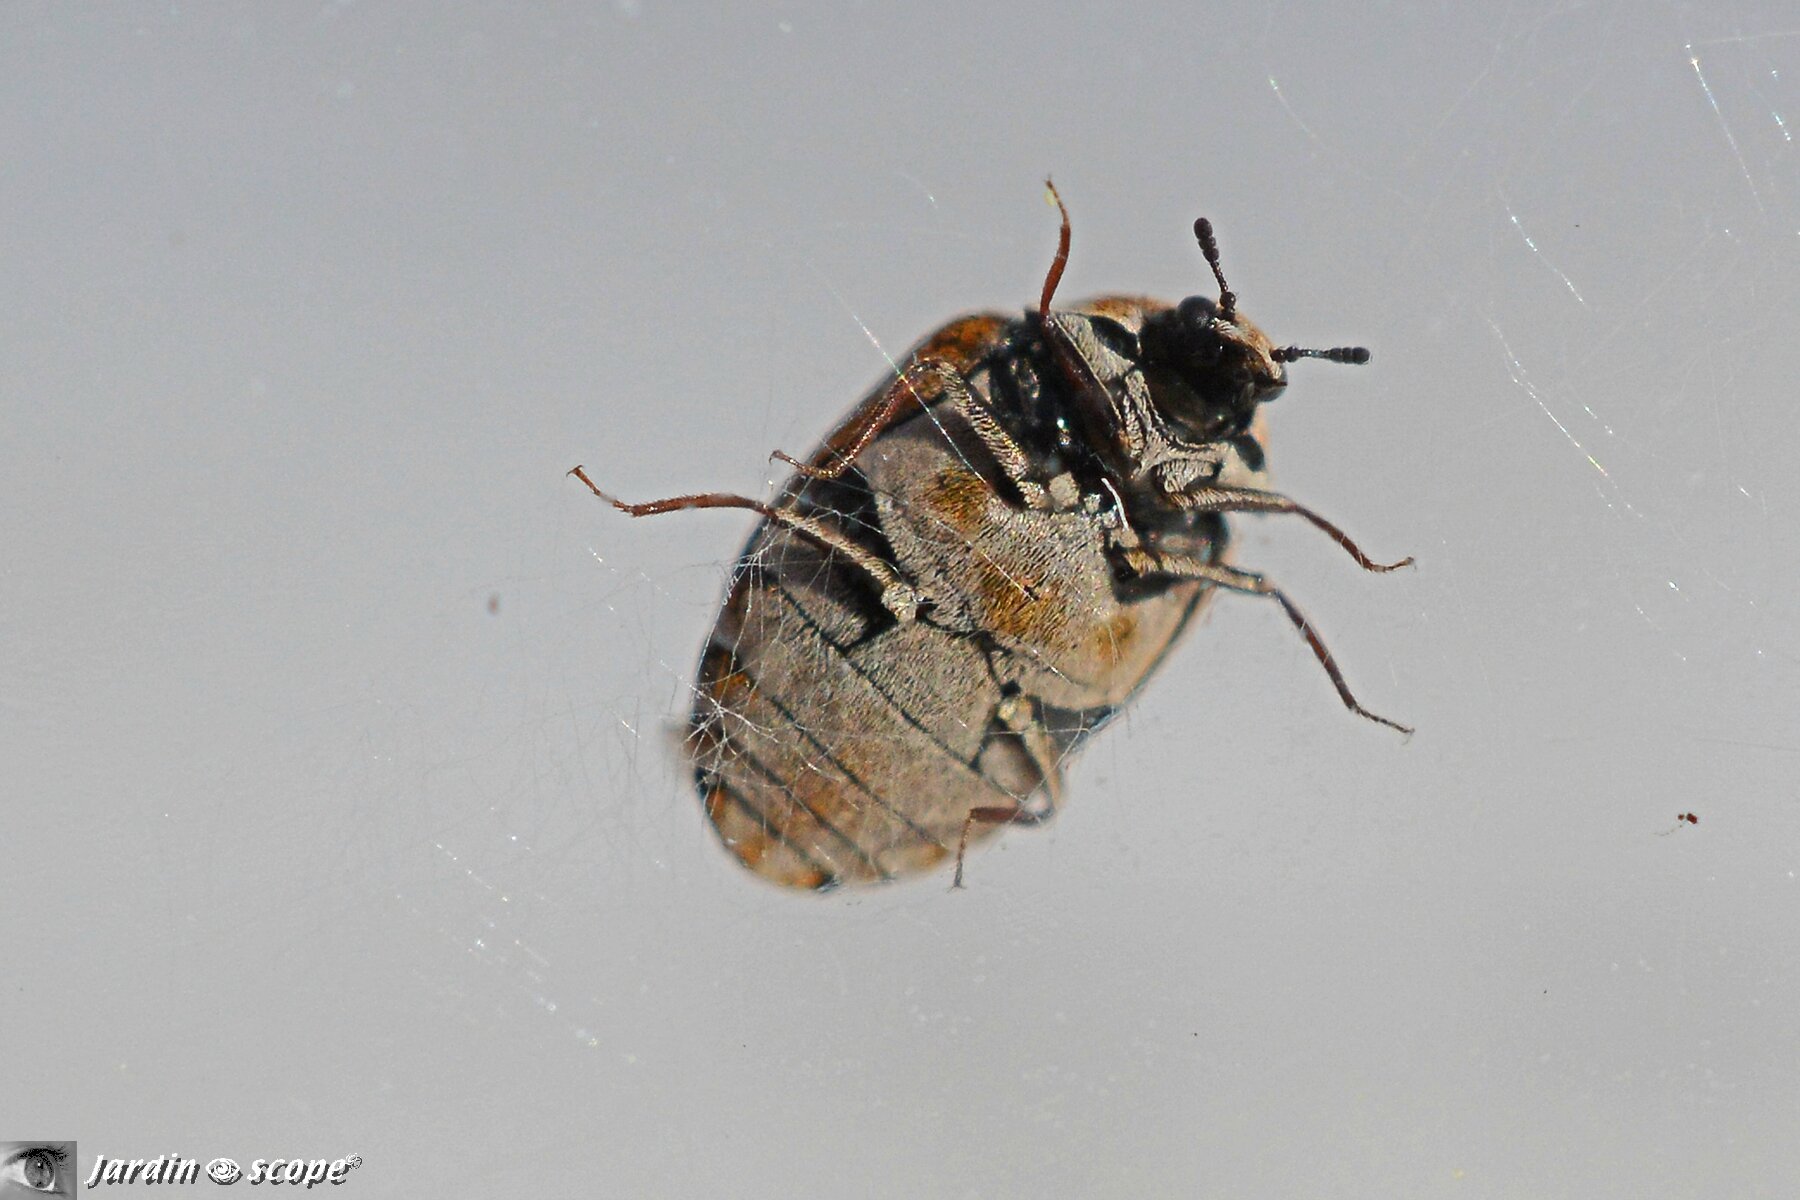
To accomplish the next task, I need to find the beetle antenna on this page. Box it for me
[1039,178,1072,319]
[1192,217,1236,321]
[1272,344,1372,365]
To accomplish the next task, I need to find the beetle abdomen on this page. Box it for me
[686,340,1218,889]
[690,525,1020,888]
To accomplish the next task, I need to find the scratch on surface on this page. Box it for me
[1266,74,1419,217]
[1686,42,1764,212]
[1267,76,1322,144]
[1686,29,1800,47]
[1485,317,1621,498]
[1762,68,1793,142]
[1500,194,1590,308]
[892,170,940,209]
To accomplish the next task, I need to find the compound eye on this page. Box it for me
[1176,295,1218,325]
[1167,297,1224,371]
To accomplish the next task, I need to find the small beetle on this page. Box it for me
[573,184,1411,890]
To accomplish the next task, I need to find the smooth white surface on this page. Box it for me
[5,4,1797,1196]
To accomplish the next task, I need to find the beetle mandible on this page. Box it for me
[572,183,1411,890]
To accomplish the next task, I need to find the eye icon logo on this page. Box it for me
[206,1157,242,1183]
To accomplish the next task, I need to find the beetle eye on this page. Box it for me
[1138,296,1272,442]
[1140,297,1224,373]
[1177,294,1219,325]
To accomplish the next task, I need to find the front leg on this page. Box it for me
[1121,546,1412,736]
[1168,485,1413,573]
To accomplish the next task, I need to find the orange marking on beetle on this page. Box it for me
[1091,609,1140,666]
[705,667,754,709]
[796,869,830,888]
[709,788,780,871]
[1083,294,1169,323]
[713,802,781,871]
[696,643,758,706]
[914,313,1008,372]
[703,784,732,826]
[972,557,1072,646]
[923,465,996,535]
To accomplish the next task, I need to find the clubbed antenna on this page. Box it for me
[1192,217,1236,321]
[1272,345,1372,365]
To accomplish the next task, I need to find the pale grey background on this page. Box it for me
[5,3,1797,1197]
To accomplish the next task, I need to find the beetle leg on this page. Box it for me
[1120,547,1413,736]
[775,360,1053,510]
[996,691,1068,810]
[952,693,1065,888]
[947,378,1052,510]
[772,359,958,480]
[1168,485,1414,572]
[569,465,926,620]
[952,797,1055,890]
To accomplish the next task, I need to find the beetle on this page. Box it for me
[571,183,1411,890]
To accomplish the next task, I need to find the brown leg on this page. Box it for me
[774,176,1072,497]
[952,803,1050,890]
[772,360,1053,510]
[952,693,1065,889]
[1037,178,1072,319]
[771,359,952,481]
[1171,486,1414,573]
[568,465,925,619]
[1122,547,1413,736]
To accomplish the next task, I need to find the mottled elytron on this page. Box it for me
[572,184,1411,890]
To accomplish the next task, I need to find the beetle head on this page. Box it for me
[1136,217,1369,446]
